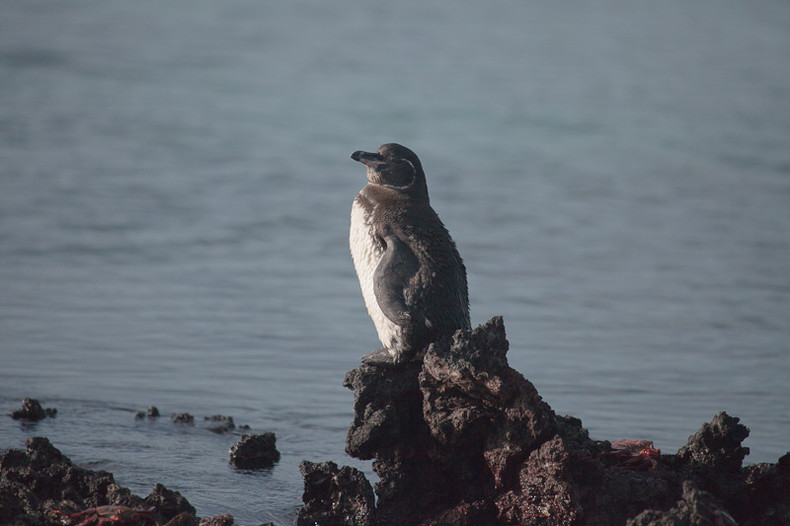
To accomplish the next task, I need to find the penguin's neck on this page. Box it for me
[362,182,429,206]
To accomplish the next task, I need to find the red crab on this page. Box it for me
[608,439,661,470]
[58,505,157,526]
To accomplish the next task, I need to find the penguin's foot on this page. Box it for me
[361,347,418,367]
[361,348,397,367]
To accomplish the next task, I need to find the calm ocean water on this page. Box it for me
[2,1,789,523]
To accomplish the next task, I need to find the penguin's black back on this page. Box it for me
[364,183,470,347]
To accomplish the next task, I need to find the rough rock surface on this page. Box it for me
[301,316,790,525]
[297,460,374,526]
[198,513,234,526]
[627,480,737,526]
[0,437,198,525]
[10,398,57,421]
[228,433,281,469]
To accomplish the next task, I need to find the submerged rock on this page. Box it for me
[302,316,790,525]
[10,398,57,421]
[228,433,280,469]
[297,460,374,526]
[171,413,195,425]
[136,406,162,420]
[204,415,235,434]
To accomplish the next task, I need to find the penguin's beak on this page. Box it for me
[350,150,386,168]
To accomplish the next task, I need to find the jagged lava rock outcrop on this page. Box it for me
[297,460,375,526]
[343,316,556,525]
[301,316,790,525]
[0,437,215,526]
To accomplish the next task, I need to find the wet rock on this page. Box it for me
[171,413,195,425]
[144,483,196,522]
[204,415,235,434]
[10,398,57,421]
[0,437,198,526]
[198,513,234,526]
[136,406,162,420]
[297,460,374,526]
[228,433,280,469]
[0,436,125,525]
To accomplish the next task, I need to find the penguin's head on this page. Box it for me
[351,143,428,200]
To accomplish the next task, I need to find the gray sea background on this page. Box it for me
[1,1,789,524]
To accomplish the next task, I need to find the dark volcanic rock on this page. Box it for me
[677,411,752,515]
[204,415,235,434]
[420,316,556,489]
[136,406,161,420]
[144,483,195,522]
[171,413,195,425]
[315,316,790,525]
[297,460,374,526]
[343,317,556,525]
[228,433,280,469]
[627,480,737,526]
[198,513,234,526]
[678,411,750,473]
[0,436,121,525]
[0,437,198,526]
[10,398,57,421]
[166,511,201,526]
[741,453,790,525]
[493,415,678,525]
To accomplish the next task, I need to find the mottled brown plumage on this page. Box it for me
[349,143,469,365]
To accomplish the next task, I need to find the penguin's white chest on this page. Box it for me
[349,198,402,350]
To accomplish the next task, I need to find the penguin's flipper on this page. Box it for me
[373,231,420,327]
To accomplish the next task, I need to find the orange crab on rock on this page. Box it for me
[58,505,157,526]
[607,439,661,470]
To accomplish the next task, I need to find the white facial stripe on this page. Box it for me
[385,158,416,188]
[368,156,417,190]
[383,183,413,190]
[400,158,415,172]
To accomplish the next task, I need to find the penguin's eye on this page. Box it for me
[379,158,416,189]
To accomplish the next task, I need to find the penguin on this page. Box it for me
[349,143,470,365]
